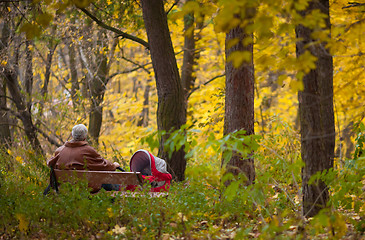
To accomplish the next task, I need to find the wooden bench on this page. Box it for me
[53,169,168,197]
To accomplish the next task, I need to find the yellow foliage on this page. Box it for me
[15,156,23,164]
[289,79,304,92]
[227,50,252,68]
[36,13,53,27]
[15,213,29,233]
[20,23,41,39]
[72,0,91,8]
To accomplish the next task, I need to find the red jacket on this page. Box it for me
[47,140,116,171]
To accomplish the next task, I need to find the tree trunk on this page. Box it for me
[24,40,33,111]
[224,26,255,185]
[181,9,195,100]
[4,67,43,155]
[0,5,12,147]
[88,48,108,144]
[141,0,187,181]
[0,77,11,147]
[65,32,80,107]
[40,44,57,97]
[296,0,335,217]
[88,32,117,144]
[137,78,151,127]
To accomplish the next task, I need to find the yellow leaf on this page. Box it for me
[19,23,42,39]
[227,51,252,68]
[107,207,114,218]
[242,36,253,46]
[183,1,200,13]
[177,212,188,221]
[226,38,240,50]
[15,213,29,233]
[277,75,287,86]
[185,25,194,38]
[73,0,91,8]
[36,13,53,27]
[16,156,23,163]
[290,79,304,92]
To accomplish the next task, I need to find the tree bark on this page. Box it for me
[137,78,151,127]
[0,7,12,146]
[296,0,335,217]
[141,0,187,181]
[88,34,108,145]
[40,43,57,98]
[24,40,33,111]
[65,32,80,107]
[181,9,195,100]
[88,32,117,144]
[3,67,43,155]
[224,26,255,185]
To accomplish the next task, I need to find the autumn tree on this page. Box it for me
[79,28,118,144]
[0,2,44,155]
[214,2,256,185]
[181,0,197,100]
[141,0,187,181]
[296,0,335,217]
[0,2,12,147]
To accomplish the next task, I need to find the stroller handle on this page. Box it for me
[116,166,126,172]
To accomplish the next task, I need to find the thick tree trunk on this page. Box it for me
[224,26,255,185]
[296,0,335,217]
[141,0,187,181]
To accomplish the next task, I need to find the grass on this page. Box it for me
[0,123,364,239]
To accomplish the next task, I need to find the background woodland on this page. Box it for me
[0,0,364,239]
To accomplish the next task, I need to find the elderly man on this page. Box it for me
[47,124,120,171]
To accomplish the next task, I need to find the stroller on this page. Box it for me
[126,149,172,192]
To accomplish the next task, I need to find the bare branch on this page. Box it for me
[79,8,150,49]
[34,124,62,147]
[167,0,180,15]
[121,56,151,74]
[342,2,365,9]
[0,105,21,119]
[186,73,225,99]
[0,94,18,104]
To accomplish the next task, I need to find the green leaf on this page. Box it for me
[224,180,240,202]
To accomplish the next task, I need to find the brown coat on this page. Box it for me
[47,140,116,171]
